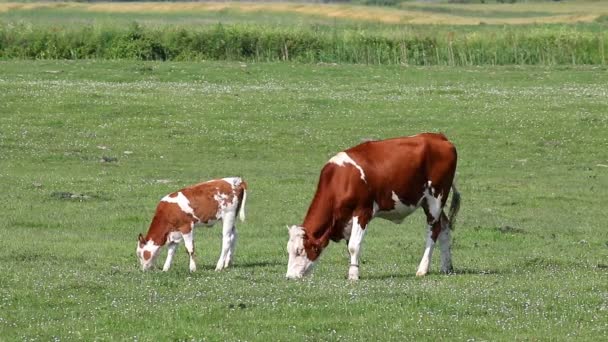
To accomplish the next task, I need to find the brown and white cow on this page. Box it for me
[137,177,247,272]
[286,133,460,280]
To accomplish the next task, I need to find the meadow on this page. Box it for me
[1,0,608,340]
[0,60,607,340]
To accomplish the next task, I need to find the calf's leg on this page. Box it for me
[162,242,179,272]
[216,214,237,271]
[181,227,196,272]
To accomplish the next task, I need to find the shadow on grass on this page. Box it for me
[450,267,501,276]
[364,267,500,280]
[237,260,283,268]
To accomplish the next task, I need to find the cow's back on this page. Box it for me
[345,133,457,205]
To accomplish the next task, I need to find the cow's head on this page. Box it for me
[286,226,316,279]
[136,234,161,271]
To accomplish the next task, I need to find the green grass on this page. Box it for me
[0,60,607,340]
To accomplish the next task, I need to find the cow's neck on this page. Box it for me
[145,214,170,246]
[301,189,334,259]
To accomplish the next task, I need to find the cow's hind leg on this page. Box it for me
[438,213,453,274]
[216,213,237,271]
[416,187,446,277]
[347,210,372,280]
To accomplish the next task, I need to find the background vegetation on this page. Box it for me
[1,1,608,65]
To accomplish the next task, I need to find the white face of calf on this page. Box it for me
[286,226,315,279]
[136,234,161,271]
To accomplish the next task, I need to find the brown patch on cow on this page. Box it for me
[303,234,325,261]
[143,250,151,261]
[178,223,193,235]
[430,223,442,242]
[183,180,233,223]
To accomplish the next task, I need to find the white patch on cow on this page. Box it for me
[222,177,242,189]
[416,228,435,277]
[347,216,367,280]
[424,188,443,222]
[166,231,183,244]
[214,191,238,221]
[136,240,161,271]
[161,192,200,222]
[375,191,417,223]
[286,226,315,279]
[328,152,366,183]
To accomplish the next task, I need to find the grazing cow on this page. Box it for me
[286,133,460,280]
[137,177,247,272]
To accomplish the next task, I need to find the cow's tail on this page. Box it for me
[237,180,247,222]
[447,181,461,231]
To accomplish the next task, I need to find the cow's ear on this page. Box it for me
[138,234,146,246]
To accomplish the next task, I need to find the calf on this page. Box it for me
[286,133,460,280]
[137,177,247,272]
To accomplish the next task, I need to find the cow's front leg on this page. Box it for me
[347,215,368,280]
[162,242,179,272]
[416,216,444,277]
[182,228,196,272]
[416,226,436,277]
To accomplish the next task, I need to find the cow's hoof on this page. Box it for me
[441,266,454,274]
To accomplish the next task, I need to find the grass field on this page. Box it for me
[0,60,607,340]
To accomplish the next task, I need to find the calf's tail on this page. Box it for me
[237,180,247,222]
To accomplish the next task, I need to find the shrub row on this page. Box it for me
[0,22,606,65]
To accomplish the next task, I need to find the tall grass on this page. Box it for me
[0,22,606,65]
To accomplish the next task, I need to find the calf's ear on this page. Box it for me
[138,233,146,246]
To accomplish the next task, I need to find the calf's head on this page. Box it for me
[286,226,316,279]
[136,234,161,271]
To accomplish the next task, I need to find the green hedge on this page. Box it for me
[0,22,606,65]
